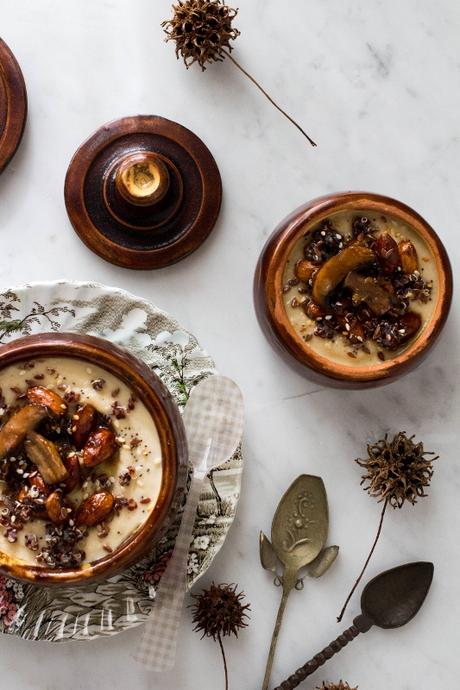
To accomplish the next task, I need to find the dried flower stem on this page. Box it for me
[217,633,229,690]
[337,498,388,623]
[223,49,317,147]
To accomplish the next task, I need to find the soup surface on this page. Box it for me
[282,211,437,366]
[0,356,163,568]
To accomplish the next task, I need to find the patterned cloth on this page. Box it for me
[135,375,244,671]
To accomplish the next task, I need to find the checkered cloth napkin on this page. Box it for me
[134,375,244,672]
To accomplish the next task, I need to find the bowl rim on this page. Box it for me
[255,191,453,384]
[0,332,187,585]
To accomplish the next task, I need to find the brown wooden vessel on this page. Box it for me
[64,115,222,269]
[254,192,453,388]
[0,38,27,174]
[0,333,188,585]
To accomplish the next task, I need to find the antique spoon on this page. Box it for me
[272,561,434,690]
[260,475,339,690]
[135,375,244,671]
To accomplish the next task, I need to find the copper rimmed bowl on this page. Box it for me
[254,192,453,388]
[0,333,187,585]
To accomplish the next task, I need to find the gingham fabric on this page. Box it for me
[134,375,244,671]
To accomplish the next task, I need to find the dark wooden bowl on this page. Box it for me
[0,333,188,585]
[254,192,453,388]
[0,38,27,174]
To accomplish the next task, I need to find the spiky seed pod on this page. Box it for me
[190,582,250,640]
[316,680,358,690]
[338,431,438,622]
[161,0,317,146]
[162,0,240,70]
[356,431,437,509]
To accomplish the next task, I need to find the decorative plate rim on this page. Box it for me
[0,280,243,642]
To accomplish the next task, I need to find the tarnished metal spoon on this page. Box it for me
[260,475,339,690]
[273,561,434,690]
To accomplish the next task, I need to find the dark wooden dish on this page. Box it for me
[0,333,188,585]
[64,115,222,269]
[0,38,27,174]
[254,192,453,388]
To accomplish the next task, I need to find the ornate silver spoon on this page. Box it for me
[260,475,339,690]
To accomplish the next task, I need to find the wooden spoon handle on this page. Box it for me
[272,616,372,690]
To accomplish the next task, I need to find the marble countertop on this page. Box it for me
[1,1,459,688]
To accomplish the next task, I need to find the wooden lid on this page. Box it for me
[64,115,222,269]
[0,38,27,174]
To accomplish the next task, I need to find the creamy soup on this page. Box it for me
[0,357,163,568]
[282,211,437,366]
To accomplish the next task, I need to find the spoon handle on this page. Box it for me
[157,474,204,594]
[134,474,204,671]
[262,566,298,690]
[272,615,372,690]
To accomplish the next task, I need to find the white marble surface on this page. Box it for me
[1,1,459,688]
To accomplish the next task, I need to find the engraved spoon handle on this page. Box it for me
[272,616,372,690]
[262,567,298,690]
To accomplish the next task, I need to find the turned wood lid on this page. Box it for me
[0,38,27,174]
[64,115,222,269]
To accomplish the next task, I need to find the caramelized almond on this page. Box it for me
[72,404,97,449]
[76,491,114,527]
[294,259,316,284]
[26,386,67,417]
[17,487,29,503]
[303,301,325,320]
[63,454,81,493]
[348,319,365,342]
[398,240,419,274]
[0,405,47,458]
[83,428,117,468]
[30,473,50,496]
[374,233,400,274]
[398,311,422,344]
[46,491,69,524]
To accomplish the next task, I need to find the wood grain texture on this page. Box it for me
[0,38,27,174]
[253,192,453,388]
[64,115,222,269]
[0,333,188,586]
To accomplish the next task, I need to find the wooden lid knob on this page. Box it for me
[115,152,170,206]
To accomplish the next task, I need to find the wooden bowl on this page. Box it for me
[254,192,453,388]
[0,333,188,585]
[0,38,27,174]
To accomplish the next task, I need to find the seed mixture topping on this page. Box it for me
[283,215,433,357]
[0,362,154,570]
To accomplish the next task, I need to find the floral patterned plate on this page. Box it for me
[0,281,243,641]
